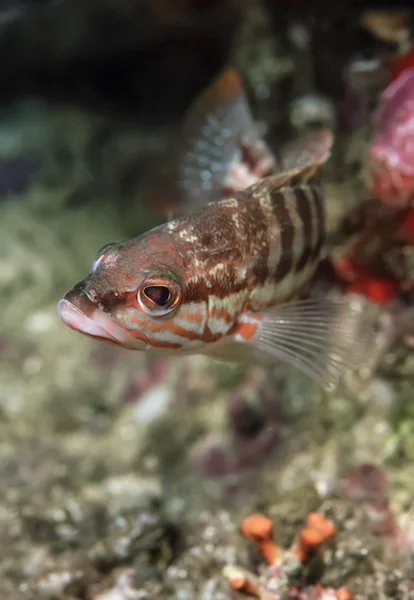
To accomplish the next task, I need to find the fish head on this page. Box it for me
[57,230,206,352]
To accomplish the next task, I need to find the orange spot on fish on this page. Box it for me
[129,313,200,340]
[209,304,233,323]
[177,308,205,323]
[233,320,258,340]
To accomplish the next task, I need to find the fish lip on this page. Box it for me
[57,298,131,346]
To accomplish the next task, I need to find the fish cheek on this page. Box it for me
[105,293,141,333]
[182,276,208,305]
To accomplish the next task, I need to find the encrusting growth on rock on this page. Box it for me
[223,512,352,600]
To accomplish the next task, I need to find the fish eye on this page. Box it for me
[143,285,171,306]
[92,241,123,272]
[137,274,182,316]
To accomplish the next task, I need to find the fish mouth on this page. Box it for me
[57,290,138,348]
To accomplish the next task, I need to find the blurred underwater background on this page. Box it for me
[0,0,414,598]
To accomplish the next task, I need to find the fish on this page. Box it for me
[58,69,376,389]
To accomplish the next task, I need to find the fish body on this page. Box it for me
[60,167,323,348]
[59,69,375,388]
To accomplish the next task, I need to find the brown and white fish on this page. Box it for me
[58,69,374,388]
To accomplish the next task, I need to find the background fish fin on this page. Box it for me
[243,294,377,389]
[147,68,275,218]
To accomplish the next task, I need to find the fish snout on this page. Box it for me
[57,285,142,348]
[62,284,96,315]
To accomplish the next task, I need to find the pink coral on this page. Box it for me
[328,53,414,307]
[369,67,414,209]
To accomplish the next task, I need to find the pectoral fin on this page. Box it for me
[234,294,378,389]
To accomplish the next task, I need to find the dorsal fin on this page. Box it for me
[280,128,334,174]
[247,128,334,195]
[147,68,275,218]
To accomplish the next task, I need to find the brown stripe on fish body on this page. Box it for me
[269,187,295,282]
[293,185,313,273]
[293,183,325,272]
[257,192,282,280]
[282,187,308,273]
[246,173,322,283]
[213,188,279,290]
[311,183,325,262]
[184,264,246,306]
[267,182,325,303]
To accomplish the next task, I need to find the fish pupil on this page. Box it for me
[144,285,171,306]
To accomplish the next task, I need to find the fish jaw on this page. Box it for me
[57,292,147,350]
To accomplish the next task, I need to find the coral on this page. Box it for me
[323,46,414,310]
[223,512,351,599]
[369,66,414,209]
